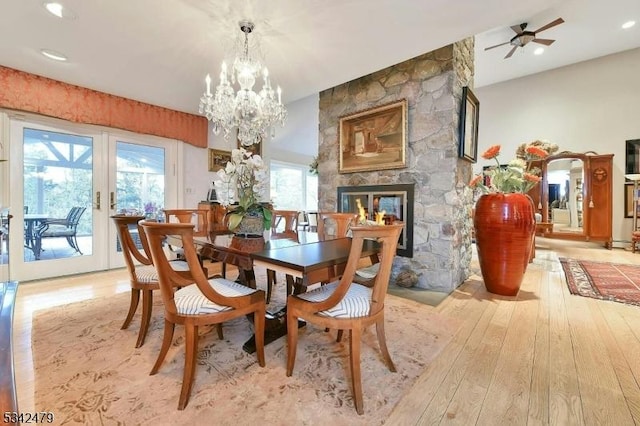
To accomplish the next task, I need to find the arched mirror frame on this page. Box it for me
[539,151,591,241]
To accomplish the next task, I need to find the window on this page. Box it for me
[270,161,318,211]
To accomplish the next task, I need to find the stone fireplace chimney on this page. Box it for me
[318,39,475,292]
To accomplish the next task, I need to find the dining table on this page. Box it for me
[187,229,381,353]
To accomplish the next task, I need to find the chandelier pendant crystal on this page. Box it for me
[199,20,287,147]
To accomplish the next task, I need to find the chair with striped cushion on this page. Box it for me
[140,221,266,410]
[112,215,206,348]
[285,223,403,415]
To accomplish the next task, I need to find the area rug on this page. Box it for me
[31,269,460,425]
[559,257,640,306]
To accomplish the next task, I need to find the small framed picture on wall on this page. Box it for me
[208,149,232,172]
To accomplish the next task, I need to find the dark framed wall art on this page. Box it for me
[459,86,479,163]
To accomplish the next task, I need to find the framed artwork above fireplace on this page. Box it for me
[338,99,407,173]
[337,183,414,257]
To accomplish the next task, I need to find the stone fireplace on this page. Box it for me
[318,40,475,293]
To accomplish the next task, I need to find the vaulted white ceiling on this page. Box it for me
[0,0,638,147]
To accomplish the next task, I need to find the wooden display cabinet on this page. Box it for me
[537,152,613,248]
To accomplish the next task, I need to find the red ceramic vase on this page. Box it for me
[473,193,536,296]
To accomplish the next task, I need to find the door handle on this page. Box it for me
[95,191,101,210]
[110,192,116,210]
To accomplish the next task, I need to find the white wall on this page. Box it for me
[181,93,319,207]
[475,47,640,246]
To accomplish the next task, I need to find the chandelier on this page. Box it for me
[199,20,287,147]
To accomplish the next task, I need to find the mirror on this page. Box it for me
[546,157,584,236]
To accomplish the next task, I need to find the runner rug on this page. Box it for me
[31,270,460,425]
[559,257,640,306]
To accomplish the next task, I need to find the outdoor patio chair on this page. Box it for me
[35,206,86,257]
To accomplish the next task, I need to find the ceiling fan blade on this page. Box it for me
[484,41,511,51]
[504,46,518,59]
[510,23,526,34]
[533,17,565,34]
[532,38,556,46]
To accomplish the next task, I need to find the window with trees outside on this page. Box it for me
[269,160,318,212]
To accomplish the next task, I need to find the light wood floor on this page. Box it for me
[12,238,640,425]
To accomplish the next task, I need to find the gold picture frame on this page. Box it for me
[338,99,407,174]
[208,148,232,172]
[624,182,640,218]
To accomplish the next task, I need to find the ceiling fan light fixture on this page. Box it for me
[622,21,636,29]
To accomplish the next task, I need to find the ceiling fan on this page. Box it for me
[485,17,565,59]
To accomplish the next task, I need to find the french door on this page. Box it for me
[7,115,178,281]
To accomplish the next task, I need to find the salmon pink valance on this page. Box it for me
[0,66,207,148]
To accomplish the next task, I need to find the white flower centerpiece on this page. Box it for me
[214,147,272,234]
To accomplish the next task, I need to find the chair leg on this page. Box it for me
[254,308,266,367]
[121,288,140,330]
[266,269,277,304]
[349,328,364,415]
[336,329,344,342]
[216,324,223,340]
[286,310,299,376]
[375,318,396,372]
[150,319,175,375]
[135,289,153,348]
[222,262,226,278]
[178,324,199,410]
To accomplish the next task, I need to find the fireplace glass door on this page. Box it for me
[337,183,413,257]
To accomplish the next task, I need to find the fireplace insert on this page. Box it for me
[337,183,414,257]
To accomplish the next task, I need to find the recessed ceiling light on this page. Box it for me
[622,21,636,29]
[43,2,77,19]
[40,49,68,61]
[534,47,544,55]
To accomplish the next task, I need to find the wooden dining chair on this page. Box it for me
[266,210,301,303]
[285,223,403,415]
[162,209,209,236]
[112,214,204,348]
[140,221,266,410]
[163,208,227,277]
[317,212,360,239]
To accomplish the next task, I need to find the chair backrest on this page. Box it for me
[337,223,403,315]
[272,210,299,232]
[111,215,152,274]
[317,212,359,238]
[140,221,249,316]
[163,209,209,236]
[68,207,86,228]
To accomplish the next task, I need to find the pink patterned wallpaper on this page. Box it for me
[0,66,207,148]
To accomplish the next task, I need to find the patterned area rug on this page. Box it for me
[31,268,459,425]
[559,257,640,306]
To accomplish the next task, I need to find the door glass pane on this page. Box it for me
[116,142,165,218]
[23,128,93,262]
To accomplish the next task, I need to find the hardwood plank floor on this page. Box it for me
[388,238,640,425]
[11,238,640,424]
